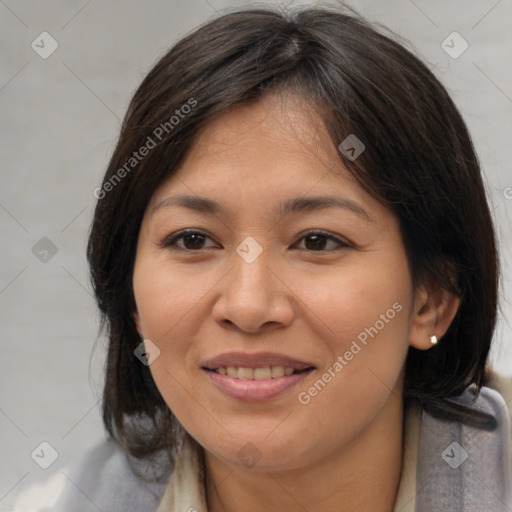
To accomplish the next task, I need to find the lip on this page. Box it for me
[201,351,314,371]
[203,367,315,403]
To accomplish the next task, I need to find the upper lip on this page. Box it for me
[201,352,315,371]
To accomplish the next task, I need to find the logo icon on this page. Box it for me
[441,441,468,469]
[31,32,59,59]
[32,237,58,263]
[236,237,263,263]
[237,442,262,468]
[134,339,161,366]
[338,134,365,161]
[31,441,59,469]
[441,32,468,59]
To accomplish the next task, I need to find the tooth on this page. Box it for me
[237,367,254,379]
[227,366,238,378]
[254,367,271,380]
[221,365,296,379]
[270,366,285,378]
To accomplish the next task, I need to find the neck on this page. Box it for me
[205,393,404,512]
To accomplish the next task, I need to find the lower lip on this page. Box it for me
[203,369,314,403]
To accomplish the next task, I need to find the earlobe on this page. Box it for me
[409,283,461,351]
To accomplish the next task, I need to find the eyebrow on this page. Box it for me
[151,194,374,223]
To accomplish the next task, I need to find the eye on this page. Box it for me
[161,230,218,251]
[294,230,351,252]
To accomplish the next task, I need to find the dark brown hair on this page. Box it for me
[87,5,499,466]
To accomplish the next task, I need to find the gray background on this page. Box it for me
[1,0,511,508]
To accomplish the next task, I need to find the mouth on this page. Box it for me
[201,352,315,402]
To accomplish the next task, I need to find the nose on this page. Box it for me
[211,244,295,334]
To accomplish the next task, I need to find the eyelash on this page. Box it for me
[161,229,351,253]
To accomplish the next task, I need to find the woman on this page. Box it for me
[14,4,512,511]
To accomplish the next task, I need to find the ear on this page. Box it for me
[133,311,143,338]
[409,281,461,350]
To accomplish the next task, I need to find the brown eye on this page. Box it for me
[303,234,329,251]
[180,233,207,250]
[296,231,350,252]
[163,230,217,251]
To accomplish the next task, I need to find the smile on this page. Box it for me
[201,351,316,402]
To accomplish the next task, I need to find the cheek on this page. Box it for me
[292,253,413,410]
[298,256,412,348]
[133,257,213,340]
[132,257,222,409]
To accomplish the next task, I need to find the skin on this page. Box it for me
[133,93,460,512]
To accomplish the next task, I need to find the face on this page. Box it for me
[132,93,421,472]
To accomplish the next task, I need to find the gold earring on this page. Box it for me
[430,335,438,345]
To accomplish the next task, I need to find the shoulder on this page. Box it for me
[485,368,512,421]
[485,368,512,455]
[11,438,172,512]
[414,369,512,509]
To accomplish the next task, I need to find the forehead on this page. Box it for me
[151,94,362,200]
[183,93,335,168]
